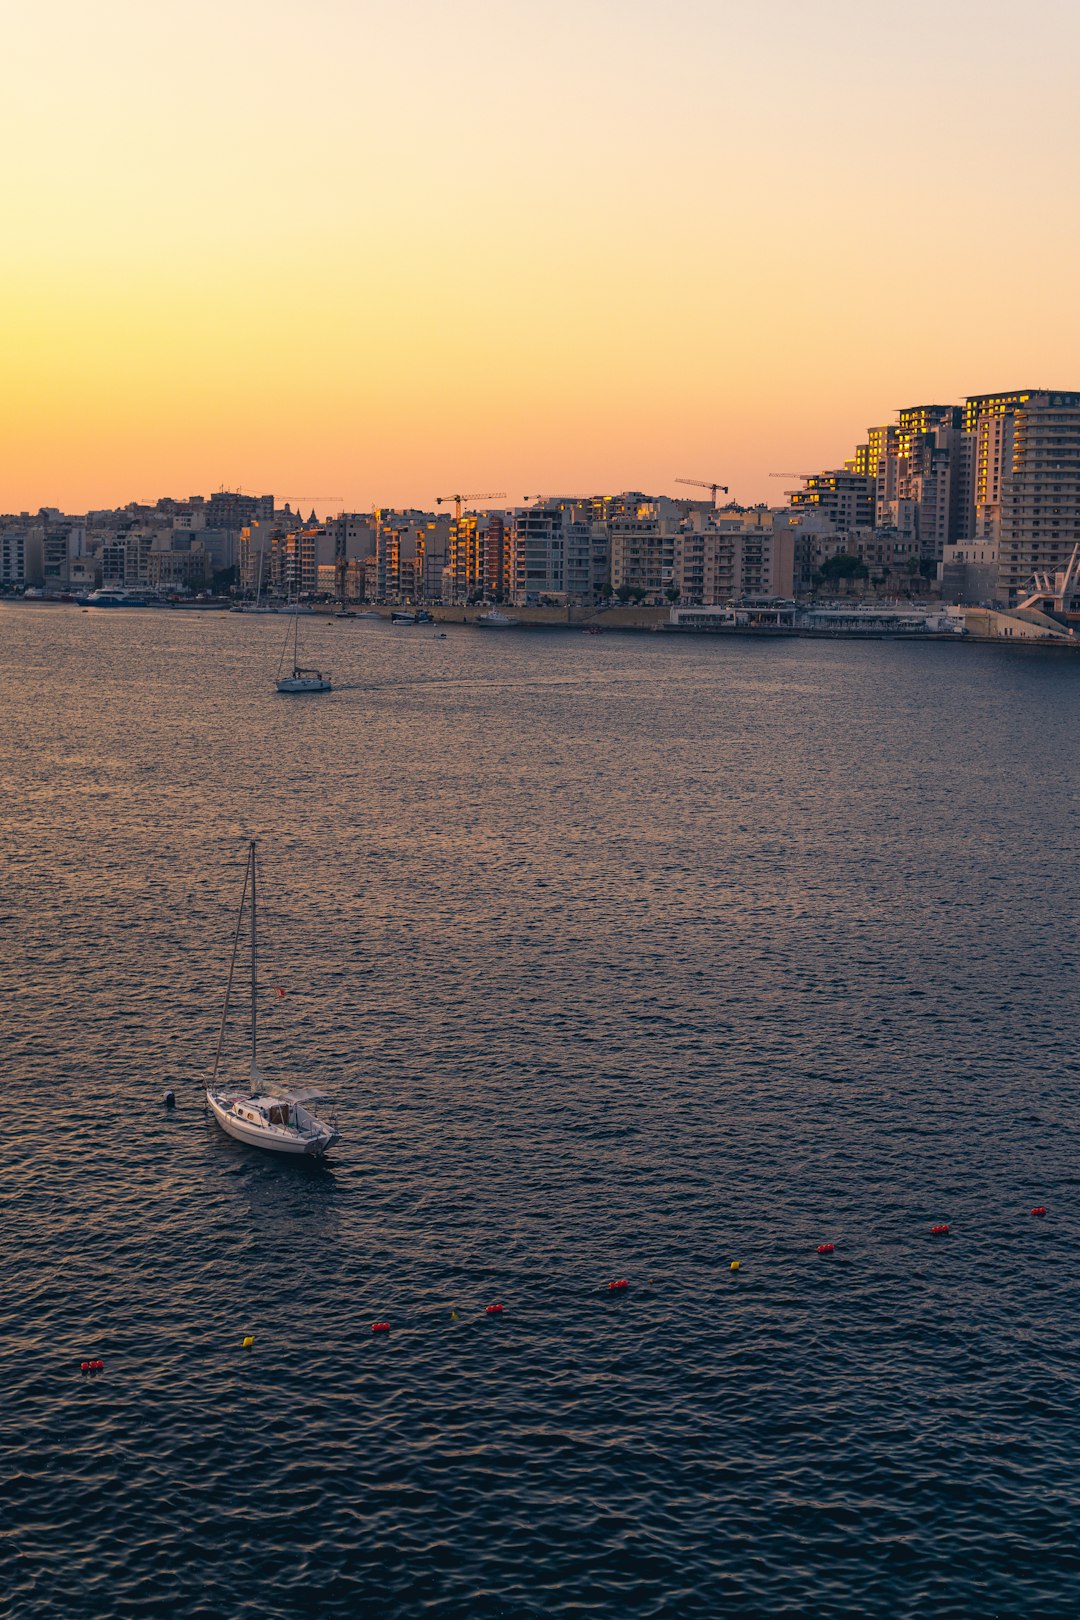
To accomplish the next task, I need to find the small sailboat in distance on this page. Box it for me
[206,840,341,1156]
[276,608,331,693]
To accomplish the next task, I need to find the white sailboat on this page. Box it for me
[276,608,331,693]
[206,840,341,1156]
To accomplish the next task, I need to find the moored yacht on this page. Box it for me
[206,840,341,1157]
[276,610,331,692]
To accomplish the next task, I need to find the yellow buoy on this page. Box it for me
[451,1310,459,1320]
[242,1336,254,1349]
[730,1261,740,1272]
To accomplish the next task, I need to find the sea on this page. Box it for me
[2,603,1079,1619]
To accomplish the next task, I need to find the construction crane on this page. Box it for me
[436,492,507,521]
[675,477,729,506]
[280,494,344,512]
[523,492,595,500]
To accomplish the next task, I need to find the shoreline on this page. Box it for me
[5,594,1079,650]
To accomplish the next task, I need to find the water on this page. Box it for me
[2,604,1079,1618]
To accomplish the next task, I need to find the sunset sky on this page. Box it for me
[4,0,1079,515]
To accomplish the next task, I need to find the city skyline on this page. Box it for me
[5,1,1080,515]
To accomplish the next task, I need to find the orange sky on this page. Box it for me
[3,0,1080,515]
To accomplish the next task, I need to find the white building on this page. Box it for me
[1,528,27,586]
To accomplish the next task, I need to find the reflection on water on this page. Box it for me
[3,604,1080,1618]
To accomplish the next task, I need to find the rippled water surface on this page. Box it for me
[3,603,1080,1618]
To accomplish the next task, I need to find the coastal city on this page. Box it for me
[4,386,1080,641]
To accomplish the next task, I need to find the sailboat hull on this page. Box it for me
[276,675,332,692]
[206,1091,338,1156]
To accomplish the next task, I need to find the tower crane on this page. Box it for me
[675,477,729,506]
[436,492,507,522]
[523,493,595,503]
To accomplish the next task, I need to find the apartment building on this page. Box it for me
[101,530,151,589]
[511,505,567,602]
[674,520,794,603]
[790,471,874,532]
[998,393,1080,602]
[447,512,510,602]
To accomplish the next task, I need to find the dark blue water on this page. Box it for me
[3,604,1079,1618]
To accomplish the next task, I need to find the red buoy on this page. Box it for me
[96,1360,104,1372]
[371,1322,390,1334]
[931,1224,949,1235]
[485,1302,504,1315]
[1031,1206,1047,1217]
[608,1279,628,1292]
[817,1244,835,1255]
[80,1362,90,1374]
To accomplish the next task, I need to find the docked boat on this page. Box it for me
[85,587,151,607]
[475,608,520,627]
[276,610,331,693]
[206,840,341,1157]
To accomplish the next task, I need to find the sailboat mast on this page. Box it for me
[250,838,258,1071]
[212,845,252,1082]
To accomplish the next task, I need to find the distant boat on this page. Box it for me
[276,608,331,693]
[475,608,520,627]
[84,588,150,607]
[391,608,434,625]
[206,840,341,1157]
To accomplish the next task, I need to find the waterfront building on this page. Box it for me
[446,511,509,602]
[997,392,1080,603]
[609,503,676,601]
[323,514,377,558]
[323,513,377,599]
[373,511,431,601]
[148,543,212,591]
[276,525,319,597]
[100,529,151,590]
[239,521,275,592]
[239,519,319,596]
[512,504,567,603]
[940,539,999,604]
[796,389,1080,603]
[41,521,88,594]
[673,517,794,604]
[1,525,28,587]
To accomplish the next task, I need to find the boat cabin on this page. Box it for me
[228,1089,331,1133]
[232,1099,292,1128]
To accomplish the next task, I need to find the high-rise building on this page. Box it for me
[0,526,27,586]
[997,392,1080,602]
[447,512,510,602]
[512,505,566,602]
